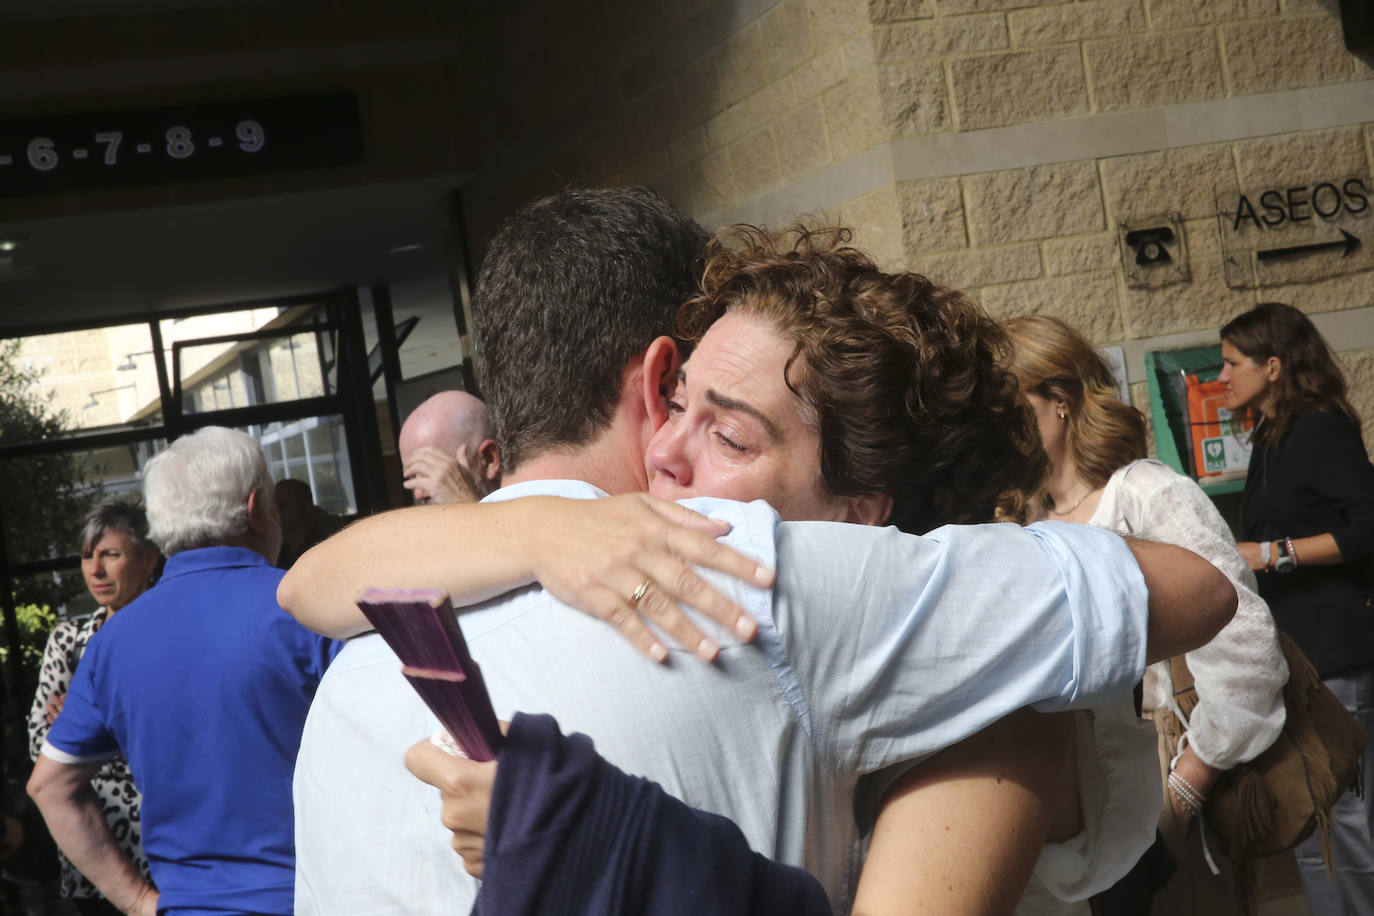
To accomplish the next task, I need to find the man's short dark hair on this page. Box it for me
[472,187,708,470]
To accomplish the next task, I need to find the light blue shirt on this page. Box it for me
[293,480,1148,914]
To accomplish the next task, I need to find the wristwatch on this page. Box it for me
[1274,538,1297,573]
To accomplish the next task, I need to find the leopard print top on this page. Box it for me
[27,608,153,899]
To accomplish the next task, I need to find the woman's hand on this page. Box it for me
[279,493,774,660]
[1236,540,1267,572]
[1162,744,1224,849]
[405,739,497,878]
[522,494,773,662]
[44,692,66,725]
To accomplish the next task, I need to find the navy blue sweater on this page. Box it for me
[474,713,831,916]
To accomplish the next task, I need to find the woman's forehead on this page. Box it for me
[685,314,812,429]
[690,316,788,392]
[87,526,134,551]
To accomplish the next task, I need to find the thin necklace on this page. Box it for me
[1048,486,1091,517]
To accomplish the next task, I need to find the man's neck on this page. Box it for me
[501,433,647,496]
[217,534,278,565]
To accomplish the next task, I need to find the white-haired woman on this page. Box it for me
[28,499,160,916]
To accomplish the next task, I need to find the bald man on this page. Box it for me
[397,391,501,504]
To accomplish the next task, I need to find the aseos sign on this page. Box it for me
[1216,175,1369,289]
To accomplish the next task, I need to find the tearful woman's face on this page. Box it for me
[644,311,853,523]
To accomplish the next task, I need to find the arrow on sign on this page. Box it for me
[1257,229,1361,262]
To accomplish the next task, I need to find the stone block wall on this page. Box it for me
[470,0,1374,451]
[564,0,878,216]
[18,328,122,426]
[876,123,1373,338]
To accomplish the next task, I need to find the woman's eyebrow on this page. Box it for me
[679,367,783,442]
[705,388,781,442]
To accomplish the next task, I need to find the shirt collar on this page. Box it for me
[160,545,274,582]
[482,479,610,504]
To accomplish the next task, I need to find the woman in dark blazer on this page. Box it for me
[1221,302,1374,915]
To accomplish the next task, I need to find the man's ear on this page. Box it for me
[246,488,270,533]
[476,438,501,482]
[641,336,682,431]
[841,491,894,527]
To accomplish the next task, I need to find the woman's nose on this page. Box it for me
[647,425,691,487]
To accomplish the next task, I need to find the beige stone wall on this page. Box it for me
[879,123,1374,341]
[471,0,1374,455]
[824,2,1373,331]
[15,308,281,431]
[18,328,123,427]
[563,0,876,215]
[1340,346,1374,448]
[484,1,1370,322]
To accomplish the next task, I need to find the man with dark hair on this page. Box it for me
[283,187,1233,914]
[473,185,708,469]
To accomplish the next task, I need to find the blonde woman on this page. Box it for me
[1003,315,1287,914]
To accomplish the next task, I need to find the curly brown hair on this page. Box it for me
[677,225,1046,533]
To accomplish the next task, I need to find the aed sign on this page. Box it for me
[1216,174,1370,289]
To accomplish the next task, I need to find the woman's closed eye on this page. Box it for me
[715,431,746,452]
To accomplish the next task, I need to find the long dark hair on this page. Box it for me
[1220,302,1358,448]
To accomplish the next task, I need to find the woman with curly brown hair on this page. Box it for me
[1220,302,1374,915]
[1002,314,1287,916]
[644,224,1045,534]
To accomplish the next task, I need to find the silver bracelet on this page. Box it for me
[1168,771,1205,816]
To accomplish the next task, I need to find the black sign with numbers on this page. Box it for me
[0,92,364,198]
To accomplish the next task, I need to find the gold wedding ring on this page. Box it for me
[630,579,652,605]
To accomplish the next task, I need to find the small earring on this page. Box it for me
[1058,410,1067,421]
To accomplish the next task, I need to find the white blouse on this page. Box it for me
[1026,698,1160,908]
[1019,459,1287,912]
[1091,459,1287,768]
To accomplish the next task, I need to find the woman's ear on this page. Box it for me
[842,491,894,527]
[1265,355,1282,381]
